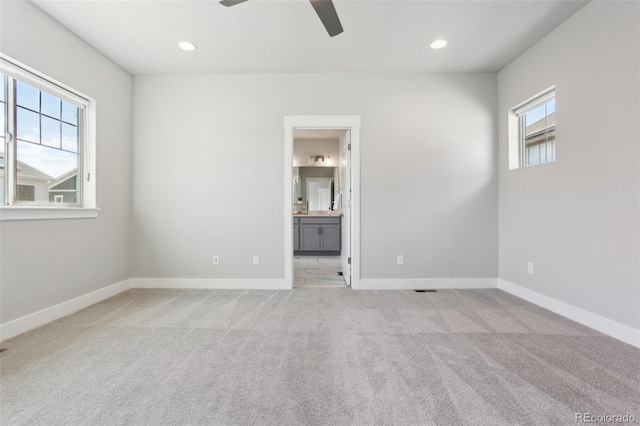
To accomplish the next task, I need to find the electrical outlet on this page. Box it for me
[253,255,260,266]
[397,255,405,266]
[213,255,220,265]
[528,262,534,274]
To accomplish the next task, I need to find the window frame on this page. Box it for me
[0,54,98,221]
[508,86,556,170]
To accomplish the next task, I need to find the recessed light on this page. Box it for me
[430,39,447,50]
[178,41,197,52]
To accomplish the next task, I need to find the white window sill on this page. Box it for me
[0,206,101,221]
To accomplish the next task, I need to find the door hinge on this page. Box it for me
[347,143,351,151]
[348,257,351,265]
[86,173,91,182]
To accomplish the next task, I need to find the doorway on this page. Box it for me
[284,116,361,290]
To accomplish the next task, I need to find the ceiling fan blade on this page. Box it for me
[220,0,249,7]
[309,0,343,37]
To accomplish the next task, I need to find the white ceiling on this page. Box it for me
[31,0,588,76]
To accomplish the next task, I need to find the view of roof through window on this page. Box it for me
[523,99,555,166]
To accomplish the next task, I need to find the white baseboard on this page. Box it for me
[498,279,640,348]
[358,278,497,290]
[0,279,132,342]
[131,278,291,290]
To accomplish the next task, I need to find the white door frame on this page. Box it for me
[284,115,361,290]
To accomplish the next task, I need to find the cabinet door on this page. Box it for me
[300,225,322,251]
[293,223,300,251]
[320,224,341,251]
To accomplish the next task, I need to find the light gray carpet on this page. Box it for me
[1,288,638,425]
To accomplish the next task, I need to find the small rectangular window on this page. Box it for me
[510,88,556,169]
[17,184,35,202]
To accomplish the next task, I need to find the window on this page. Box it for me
[0,55,97,220]
[509,87,556,169]
[17,184,35,201]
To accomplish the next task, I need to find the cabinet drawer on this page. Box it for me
[299,216,340,225]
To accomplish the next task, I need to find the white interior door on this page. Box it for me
[340,130,351,286]
[318,188,331,211]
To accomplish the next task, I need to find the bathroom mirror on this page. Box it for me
[293,167,337,211]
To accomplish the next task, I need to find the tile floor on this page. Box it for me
[293,255,348,288]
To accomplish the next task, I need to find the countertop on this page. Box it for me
[293,211,342,217]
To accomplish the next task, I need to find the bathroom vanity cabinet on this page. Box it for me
[293,216,341,255]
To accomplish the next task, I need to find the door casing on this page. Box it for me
[284,115,361,289]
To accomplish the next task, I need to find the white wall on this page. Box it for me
[132,73,497,280]
[498,1,640,331]
[293,138,340,167]
[0,1,132,323]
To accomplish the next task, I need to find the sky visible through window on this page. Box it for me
[12,78,79,179]
[525,99,555,129]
